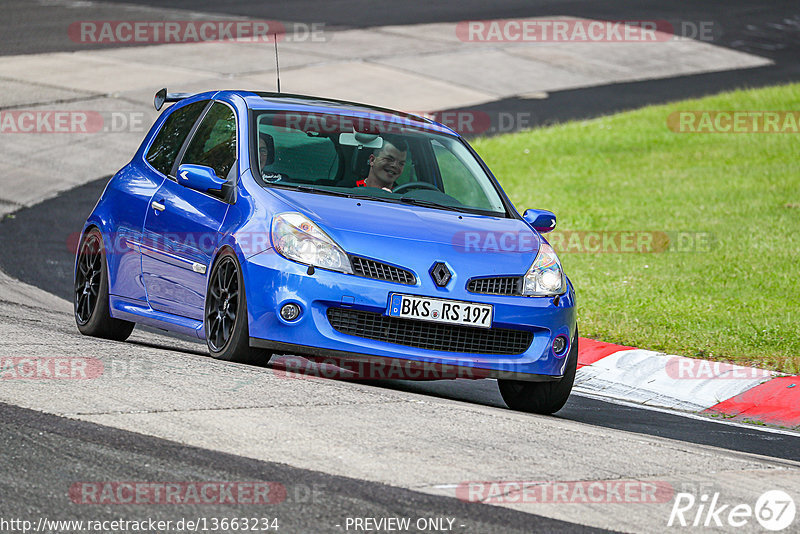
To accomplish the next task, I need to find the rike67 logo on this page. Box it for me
[668,490,796,531]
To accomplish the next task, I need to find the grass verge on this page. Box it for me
[472,83,800,373]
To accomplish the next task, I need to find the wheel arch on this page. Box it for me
[205,242,252,331]
[78,210,114,256]
[207,244,240,276]
[74,223,103,277]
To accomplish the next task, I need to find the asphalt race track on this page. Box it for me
[1,1,799,532]
[1,402,601,533]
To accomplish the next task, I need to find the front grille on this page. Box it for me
[327,308,533,355]
[467,276,523,296]
[350,256,416,285]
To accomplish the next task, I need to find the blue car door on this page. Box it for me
[141,101,237,320]
[107,99,208,301]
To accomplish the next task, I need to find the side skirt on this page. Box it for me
[109,295,204,339]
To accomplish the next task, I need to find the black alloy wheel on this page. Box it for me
[204,250,267,364]
[73,227,134,340]
[74,232,102,326]
[206,255,239,352]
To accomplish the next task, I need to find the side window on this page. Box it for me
[146,100,208,176]
[181,102,237,180]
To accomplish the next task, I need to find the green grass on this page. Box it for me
[472,83,800,373]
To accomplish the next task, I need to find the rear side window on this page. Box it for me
[181,102,237,180]
[146,100,208,176]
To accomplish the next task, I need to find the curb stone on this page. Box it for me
[577,337,800,429]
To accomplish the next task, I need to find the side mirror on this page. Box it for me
[523,208,557,233]
[176,164,226,194]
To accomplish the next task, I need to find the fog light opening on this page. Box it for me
[552,335,569,356]
[280,303,301,321]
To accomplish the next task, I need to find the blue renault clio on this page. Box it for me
[74,89,577,413]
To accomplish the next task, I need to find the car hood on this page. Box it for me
[267,188,541,277]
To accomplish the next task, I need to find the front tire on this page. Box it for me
[204,250,265,364]
[498,330,578,414]
[74,227,134,341]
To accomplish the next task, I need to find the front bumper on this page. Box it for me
[243,249,577,381]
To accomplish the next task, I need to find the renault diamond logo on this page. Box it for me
[430,262,451,287]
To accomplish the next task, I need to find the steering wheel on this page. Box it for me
[392,181,440,194]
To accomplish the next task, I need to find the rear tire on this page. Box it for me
[74,227,134,341]
[204,250,267,365]
[498,330,578,414]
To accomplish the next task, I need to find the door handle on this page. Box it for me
[151,201,165,212]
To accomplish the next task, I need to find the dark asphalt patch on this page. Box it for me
[0,176,109,301]
[453,65,800,138]
[368,379,800,462]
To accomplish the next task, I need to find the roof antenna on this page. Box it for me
[274,34,281,93]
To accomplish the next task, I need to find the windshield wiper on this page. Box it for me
[289,184,408,204]
[296,185,350,196]
[273,184,355,198]
[399,197,507,216]
[272,184,491,214]
[398,197,464,212]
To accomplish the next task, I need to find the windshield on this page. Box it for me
[251,111,507,216]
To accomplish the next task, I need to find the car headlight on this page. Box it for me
[271,213,352,274]
[523,242,565,296]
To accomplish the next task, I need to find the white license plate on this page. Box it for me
[387,294,493,328]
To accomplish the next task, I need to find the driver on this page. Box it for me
[356,136,407,192]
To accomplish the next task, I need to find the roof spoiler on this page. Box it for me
[154,88,195,111]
